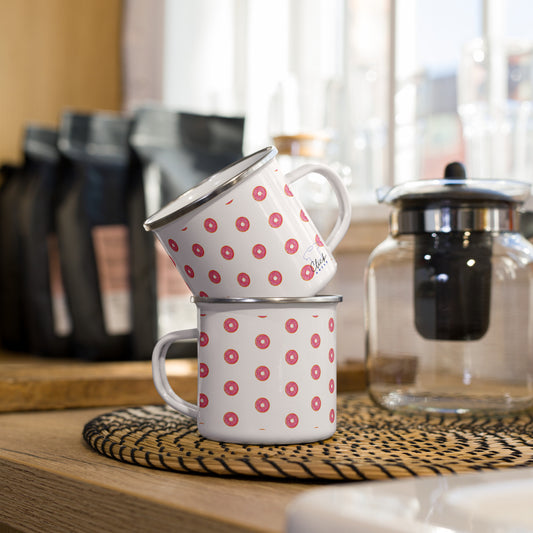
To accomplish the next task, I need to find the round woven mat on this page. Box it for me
[83,394,533,481]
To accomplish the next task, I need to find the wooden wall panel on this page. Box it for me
[0,0,123,164]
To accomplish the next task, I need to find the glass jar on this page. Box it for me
[365,176,533,414]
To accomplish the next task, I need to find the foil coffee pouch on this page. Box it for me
[0,163,29,352]
[19,125,73,357]
[56,111,133,361]
[128,106,245,359]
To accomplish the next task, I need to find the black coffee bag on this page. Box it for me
[56,111,133,361]
[19,125,73,357]
[128,106,245,359]
[0,163,29,352]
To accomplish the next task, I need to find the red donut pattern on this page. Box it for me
[301,265,315,281]
[252,185,267,201]
[311,364,321,380]
[220,245,234,260]
[285,318,298,333]
[224,348,239,364]
[285,381,298,397]
[223,412,239,426]
[255,334,270,349]
[192,243,205,257]
[311,396,321,411]
[235,216,250,232]
[285,349,298,365]
[208,270,221,284]
[204,218,218,233]
[196,308,337,436]
[268,212,283,228]
[252,244,266,259]
[199,393,208,408]
[224,380,239,396]
[224,318,239,333]
[268,271,282,286]
[285,413,299,428]
[237,272,251,287]
[166,172,341,300]
[255,397,270,412]
[285,238,299,254]
[199,363,209,378]
[255,365,270,381]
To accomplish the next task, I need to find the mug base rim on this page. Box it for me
[197,426,337,445]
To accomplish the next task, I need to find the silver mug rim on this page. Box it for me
[143,146,277,231]
[192,294,343,304]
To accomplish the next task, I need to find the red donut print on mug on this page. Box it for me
[204,218,218,233]
[220,245,234,260]
[285,381,299,397]
[285,238,299,254]
[237,272,251,287]
[151,295,341,444]
[268,271,283,286]
[192,243,205,257]
[285,349,299,365]
[252,244,267,259]
[224,348,239,364]
[285,318,299,333]
[252,185,267,201]
[143,146,351,297]
[208,270,221,284]
[255,397,270,412]
[235,216,250,232]
[223,318,239,333]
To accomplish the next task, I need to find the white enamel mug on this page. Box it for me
[152,295,342,444]
[143,146,351,297]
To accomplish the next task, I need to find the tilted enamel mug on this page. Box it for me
[143,146,351,297]
[152,295,342,444]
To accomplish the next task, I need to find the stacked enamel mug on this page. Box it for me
[144,146,351,444]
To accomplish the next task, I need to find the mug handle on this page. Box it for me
[152,329,200,419]
[286,163,352,251]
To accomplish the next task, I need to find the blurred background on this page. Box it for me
[3,0,533,198]
[1,0,533,363]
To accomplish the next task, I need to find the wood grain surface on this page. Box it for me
[0,352,365,412]
[0,406,323,533]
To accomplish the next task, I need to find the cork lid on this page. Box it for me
[272,133,329,158]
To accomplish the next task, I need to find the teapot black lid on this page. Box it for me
[378,162,531,207]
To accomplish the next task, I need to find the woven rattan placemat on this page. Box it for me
[83,394,533,481]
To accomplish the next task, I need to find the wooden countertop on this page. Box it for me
[0,405,324,533]
[0,353,366,531]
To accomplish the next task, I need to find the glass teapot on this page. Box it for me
[365,163,533,414]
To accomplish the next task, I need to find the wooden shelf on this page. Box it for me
[0,352,365,412]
